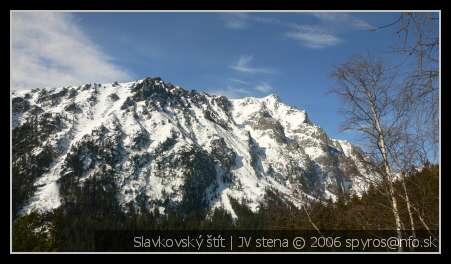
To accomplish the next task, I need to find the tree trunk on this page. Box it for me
[302,204,322,235]
[370,99,404,250]
[401,173,416,237]
[392,154,417,238]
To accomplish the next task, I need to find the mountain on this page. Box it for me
[12,77,379,219]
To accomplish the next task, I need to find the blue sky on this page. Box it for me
[11,11,426,145]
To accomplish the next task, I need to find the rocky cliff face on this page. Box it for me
[12,77,378,219]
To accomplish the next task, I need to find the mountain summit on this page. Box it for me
[12,77,378,219]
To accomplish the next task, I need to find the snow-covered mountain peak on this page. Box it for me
[262,93,281,102]
[12,76,379,218]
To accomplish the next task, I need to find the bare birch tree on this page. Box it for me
[370,12,439,238]
[372,12,439,158]
[329,55,405,244]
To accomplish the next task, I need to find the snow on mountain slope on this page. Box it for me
[12,77,378,218]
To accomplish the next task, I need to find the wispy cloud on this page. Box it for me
[11,12,131,90]
[254,82,273,93]
[209,86,252,99]
[229,78,249,85]
[209,80,274,99]
[222,13,296,30]
[221,12,373,49]
[222,13,251,29]
[230,55,273,74]
[311,13,374,30]
[285,25,342,49]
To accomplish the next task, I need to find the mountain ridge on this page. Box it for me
[12,77,379,219]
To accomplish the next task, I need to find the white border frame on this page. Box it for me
[10,9,441,254]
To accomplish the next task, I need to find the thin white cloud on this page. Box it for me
[311,13,374,30]
[230,55,273,74]
[222,13,297,30]
[210,78,275,98]
[11,12,131,90]
[229,78,249,85]
[286,25,342,49]
[221,12,373,49]
[254,82,273,93]
[222,13,250,29]
[209,86,252,99]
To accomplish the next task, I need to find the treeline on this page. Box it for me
[12,164,438,251]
